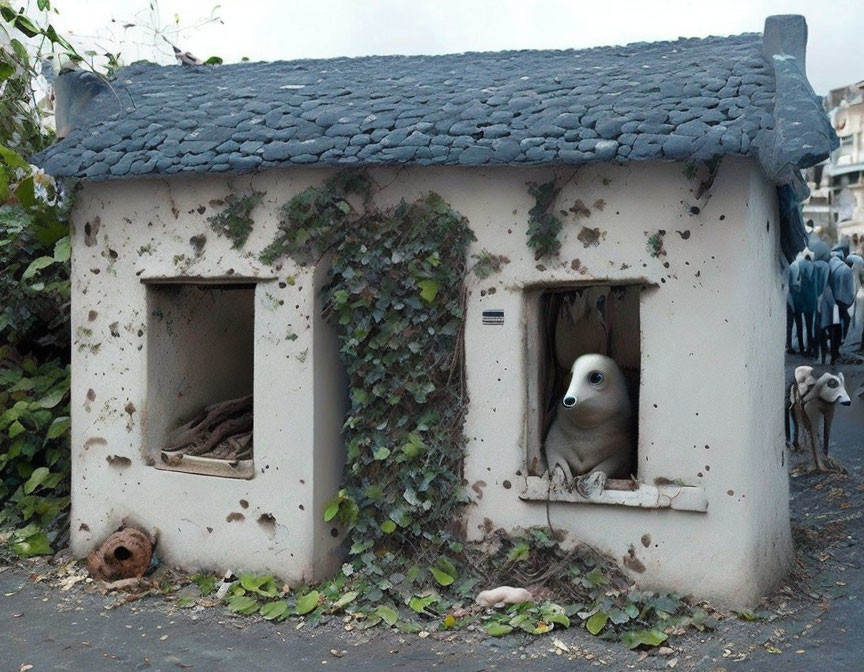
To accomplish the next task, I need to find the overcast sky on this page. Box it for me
[53,0,862,94]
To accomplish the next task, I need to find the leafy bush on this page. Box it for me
[0,161,72,553]
[1,4,75,555]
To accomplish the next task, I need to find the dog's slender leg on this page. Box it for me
[804,404,825,472]
[823,413,830,464]
[823,410,831,459]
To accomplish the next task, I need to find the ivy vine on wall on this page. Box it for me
[526,178,563,259]
[262,171,475,556]
[207,191,265,249]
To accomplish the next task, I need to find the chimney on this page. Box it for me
[762,15,808,72]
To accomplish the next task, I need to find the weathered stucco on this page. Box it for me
[70,157,790,603]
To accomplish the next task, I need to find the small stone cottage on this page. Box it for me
[37,15,836,604]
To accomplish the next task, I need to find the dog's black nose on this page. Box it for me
[841,400,851,406]
[562,396,577,408]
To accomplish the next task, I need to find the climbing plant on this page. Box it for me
[262,171,475,555]
[207,191,264,248]
[526,178,563,259]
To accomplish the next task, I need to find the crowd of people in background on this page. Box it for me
[786,237,864,365]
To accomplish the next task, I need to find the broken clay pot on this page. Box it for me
[87,527,155,582]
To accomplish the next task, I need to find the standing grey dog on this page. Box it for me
[788,365,851,472]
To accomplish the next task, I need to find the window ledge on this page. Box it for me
[520,476,708,512]
[156,452,255,480]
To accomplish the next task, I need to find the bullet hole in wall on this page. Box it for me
[257,513,276,534]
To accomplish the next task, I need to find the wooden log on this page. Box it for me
[164,395,252,452]
[183,412,253,456]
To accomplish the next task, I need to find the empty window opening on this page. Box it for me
[146,282,255,479]
[526,285,641,485]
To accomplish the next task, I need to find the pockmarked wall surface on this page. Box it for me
[70,157,789,601]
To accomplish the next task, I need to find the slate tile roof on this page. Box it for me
[36,23,836,189]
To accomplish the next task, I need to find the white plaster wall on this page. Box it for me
[70,158,790,602]
[442,158,789,606]
[70,172,348,583]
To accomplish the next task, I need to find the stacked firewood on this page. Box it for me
[163,394,253,461]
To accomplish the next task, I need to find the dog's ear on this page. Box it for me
[795,366,814,385]
[838,372,845,386]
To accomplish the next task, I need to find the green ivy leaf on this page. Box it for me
[436,557,457,578]
[226,595,260,615]
[400,434,424,458]
[372,446,390,460]
[331,591,358,610]
[586,611,608,635]
[21,256,56,281]
[484,622,513,637]
[0,145,30,171]
[407,593,438,613]
[295,590,320,615]
[238,574,279,597]
[376,605,399,626]
[53,236,70,263]
[23,467,50,494]
[507,542,530,563]
[429,566,454,586]
[35,387,66,409]
[8,420,26,438]
[417,279,441,304]
[542,604,571,628]
[45,416,70,440]
[619,628,668,649]
[323,500,340,522]
[259,600,289,620]
[10,526,52,556]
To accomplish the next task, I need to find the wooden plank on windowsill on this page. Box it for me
[155,452,255,480]
[520,476,708,512]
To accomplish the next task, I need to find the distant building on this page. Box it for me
[805,81,864,247]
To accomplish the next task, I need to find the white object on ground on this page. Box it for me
[475,586,533,607]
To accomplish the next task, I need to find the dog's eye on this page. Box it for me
[828,379,839,389]
[588,371,604,385]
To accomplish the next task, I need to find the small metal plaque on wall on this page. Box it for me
[482,310,504,326]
